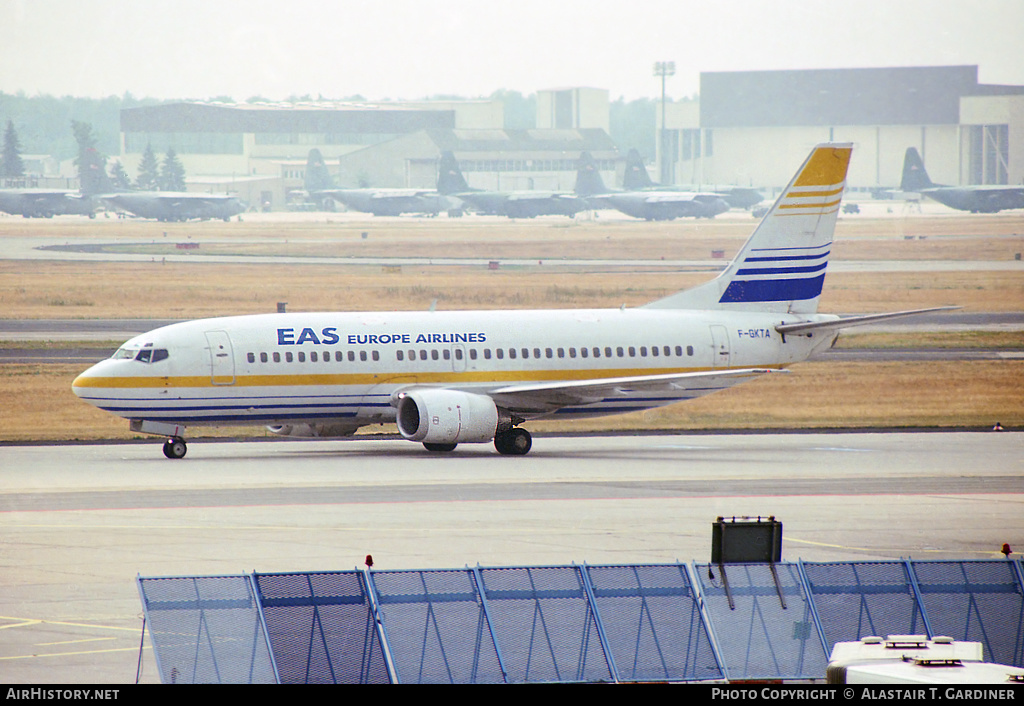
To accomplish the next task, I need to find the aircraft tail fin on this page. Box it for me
[900,147,935,191]
[437,151,471,195]
[623,148,656,190]
[643,143,852,314]
[574,152,609,197]
[304,149,336,193]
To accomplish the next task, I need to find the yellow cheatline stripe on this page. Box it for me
[777,198,843,210]
[783,187,844,198]
[793,146,853,187]
[71,365,772,390]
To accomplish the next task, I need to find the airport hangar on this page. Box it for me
[117,88,620,212]
[114,66,1024,211]
[658,65,1024,199]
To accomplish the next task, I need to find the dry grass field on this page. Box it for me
[2,212,1022,441]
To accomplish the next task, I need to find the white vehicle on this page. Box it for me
[72,144,949,458]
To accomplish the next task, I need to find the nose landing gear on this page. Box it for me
[162,437,187,459]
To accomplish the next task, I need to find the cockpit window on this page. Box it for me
[135,349,169,363]
[113,346,138,360]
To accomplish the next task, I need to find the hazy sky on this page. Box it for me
[2,0,1023,102]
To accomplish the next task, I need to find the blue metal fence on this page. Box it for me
[138,558,1024,683]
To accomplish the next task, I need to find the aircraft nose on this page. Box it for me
[71,363,103,401]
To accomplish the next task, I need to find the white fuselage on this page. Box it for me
[72,307,835,430]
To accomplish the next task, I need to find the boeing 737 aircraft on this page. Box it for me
[72,144,952,458]
[900,147,1024,213]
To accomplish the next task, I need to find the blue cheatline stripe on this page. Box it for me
[736,262,827,277]
[719,274,826,303]
[744,250,831,263]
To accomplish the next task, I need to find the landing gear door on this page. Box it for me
[710,325,731,368]
[205,330,235,385]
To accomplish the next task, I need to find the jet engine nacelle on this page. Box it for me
[396,389,499,444]
[266,423,359,438]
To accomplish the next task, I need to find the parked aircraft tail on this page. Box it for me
[644,143,853,314]
[304,148,336,193]
[900,147,937,191]
[436,151,472,195]
[623,148,656,190]
[574,152,609,197]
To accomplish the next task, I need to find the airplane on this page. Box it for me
[577,152,730,220]
[622,148,765,210]
[900,146,1024,213]
[0,188,98,218]
[100,191,246,222]
[0,154,107,218]
[435,151,590,218]
[303,148,458,217]
[72,143,955,459]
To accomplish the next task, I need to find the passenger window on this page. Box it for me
[484,349,491,359]
[286,352,294,363]
[604,347,612,358]
[617,347,624,357]
[397,350,404,361]
[675,346,683,356]
[420,350,428,361]
[628,347,636,357]
[443,349,451,360]
[348,351,355,362]
[546,348,553,358]
[687,345,694,356]
[298,352,306,363]
[311,352,318,362]
[640,347,647,357]
[569,348,576,358]
[651,346,659,357]
[360,351,367,361]
[580,348,588,358]
[469,349,478,360]
[509,348,516,359]
[274,352,281,363]
[372,351,379,361]
[431,350,439,360]
[496,349,504,359]
[558,348,565,358]
[335,351,343,362]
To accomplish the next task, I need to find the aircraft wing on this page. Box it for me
[641,192,701,203]
[483,368,784,414]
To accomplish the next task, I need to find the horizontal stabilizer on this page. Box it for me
[775,306,961,335]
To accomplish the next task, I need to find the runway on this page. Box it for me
[0,431,1021,683]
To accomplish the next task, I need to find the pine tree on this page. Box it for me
[2,120,26,181]
[159,147,186,192]
[108,160,131,189]
[71,120,109,194]
[136,143,160,190]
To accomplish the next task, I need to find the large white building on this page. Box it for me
[658,66,1024,196]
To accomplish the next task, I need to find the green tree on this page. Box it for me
[2,120,25,180]
[108,159,131,189]
[159,147,186,191]
[71,120,109,194]
[136,143,160,190]
[490,89,536,130]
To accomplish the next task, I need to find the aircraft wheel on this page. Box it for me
[423,442,457,453]
[495,428,532,456]
[162,437,187,459]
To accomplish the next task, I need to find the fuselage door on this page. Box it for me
[710,325,731,368]
[205,330,235,385]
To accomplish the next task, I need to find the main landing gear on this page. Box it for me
[162,437,187,459]
[494,427,532,456]
[420,428,533,455]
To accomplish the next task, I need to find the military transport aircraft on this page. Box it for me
[622,148,764,210]
[302,148,457,217]
[436,151,589,218]
[0,188,98,218]
[72,143,953,459]
[100,191,246,222]
[900,146,1024,213]
[578,152,730,220]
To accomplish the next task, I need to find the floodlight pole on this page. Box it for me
[654,61,676,184]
